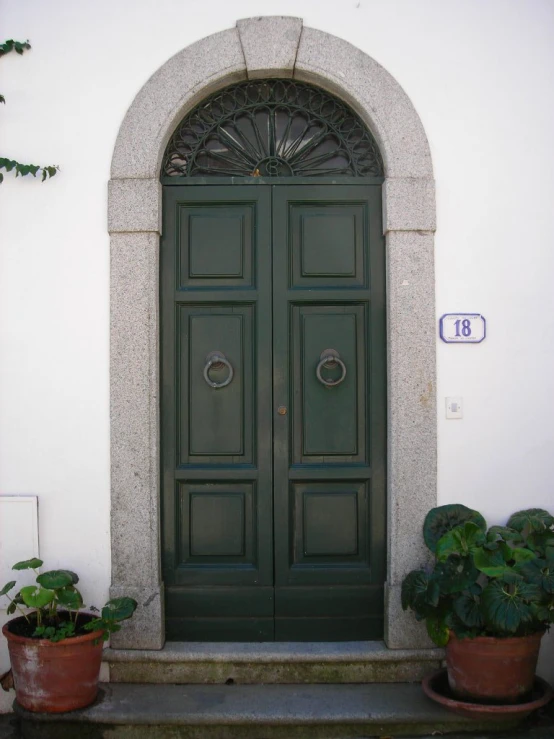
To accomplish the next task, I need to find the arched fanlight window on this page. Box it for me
[162,79,384,178]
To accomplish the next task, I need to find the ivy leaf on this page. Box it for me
[0,581,16,596]
[0,39,31,57]
[13,558,43,571]
[426,614,450,646]
[481,580,535,633]
[0,95,5,104]
[20,585,55,609]
[423,504,486,554]
[507,509,554,537]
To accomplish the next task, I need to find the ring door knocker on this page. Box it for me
[203,351,234,389]
[316,349,347,388]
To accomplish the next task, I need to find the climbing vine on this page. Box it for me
[0,39,59,183]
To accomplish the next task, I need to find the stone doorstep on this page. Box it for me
[104,641,445,684]
[15,682,520,739]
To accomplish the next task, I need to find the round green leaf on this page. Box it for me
[12,558,43,571]
[56,586,83,610]
[526,532,554,557]
[517,558,554,594]
[36,570,74,589]
[510,548,537,564]
[507,509,554,535]
[453,593,484,629]
[433,555,480,594]
[487,526,523,544]
[436,521,485,561]
[101,597,138,622]
[0,580,16,596]
[473,546,508,578]
[426,615,450,646]
[401,570,434,612]
[481,580,535,633]
[20,585,55,609]
[423,505,486,553]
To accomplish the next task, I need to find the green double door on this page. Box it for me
[161,183,386,641]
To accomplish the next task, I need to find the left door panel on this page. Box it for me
[161,186,274,640]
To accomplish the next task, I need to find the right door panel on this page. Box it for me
[272,185,386,641]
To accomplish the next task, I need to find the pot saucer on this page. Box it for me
[422,668,553,721]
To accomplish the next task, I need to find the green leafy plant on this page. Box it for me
[1,558,137,642]
[0,39,59,183]
[402,505,554,646]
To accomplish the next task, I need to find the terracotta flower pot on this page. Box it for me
[446,631,544,704]
[2,615,104,713]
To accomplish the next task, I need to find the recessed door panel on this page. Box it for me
[291,304,367,462]
[176,481,257,579]
[291,481,369,569]
[178,306,253,463]
[177,203,254,288]
[289,203,367,288]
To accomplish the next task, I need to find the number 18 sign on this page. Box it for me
[439,313,486,343]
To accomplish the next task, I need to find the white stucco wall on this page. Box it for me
[1,0,553,701]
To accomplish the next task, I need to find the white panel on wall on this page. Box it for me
[0,496,39,599]
[0,496,40,710]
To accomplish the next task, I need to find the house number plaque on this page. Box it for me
[439,314,486,343]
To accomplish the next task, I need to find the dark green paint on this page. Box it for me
[161,183,386,641]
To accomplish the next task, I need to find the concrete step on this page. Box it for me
[14,682,521,738]
[104,641,445,684]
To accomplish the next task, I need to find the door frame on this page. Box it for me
[108,17,437,650]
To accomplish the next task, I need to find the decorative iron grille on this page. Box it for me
[162,79,384,178]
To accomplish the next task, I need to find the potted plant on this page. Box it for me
[402,505,554,704]
[1,557,137,713]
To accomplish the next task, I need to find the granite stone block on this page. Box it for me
[386,231,437,590]
[237,17,302,79]
[109,584,164,650]
[384,178,436,232]
[110,233,160,590]
[108,179,161,233]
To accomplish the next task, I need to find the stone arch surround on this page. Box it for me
[108,16,437,650]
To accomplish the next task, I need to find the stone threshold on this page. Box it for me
[104,641,445,684]
[14,682,519,738]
